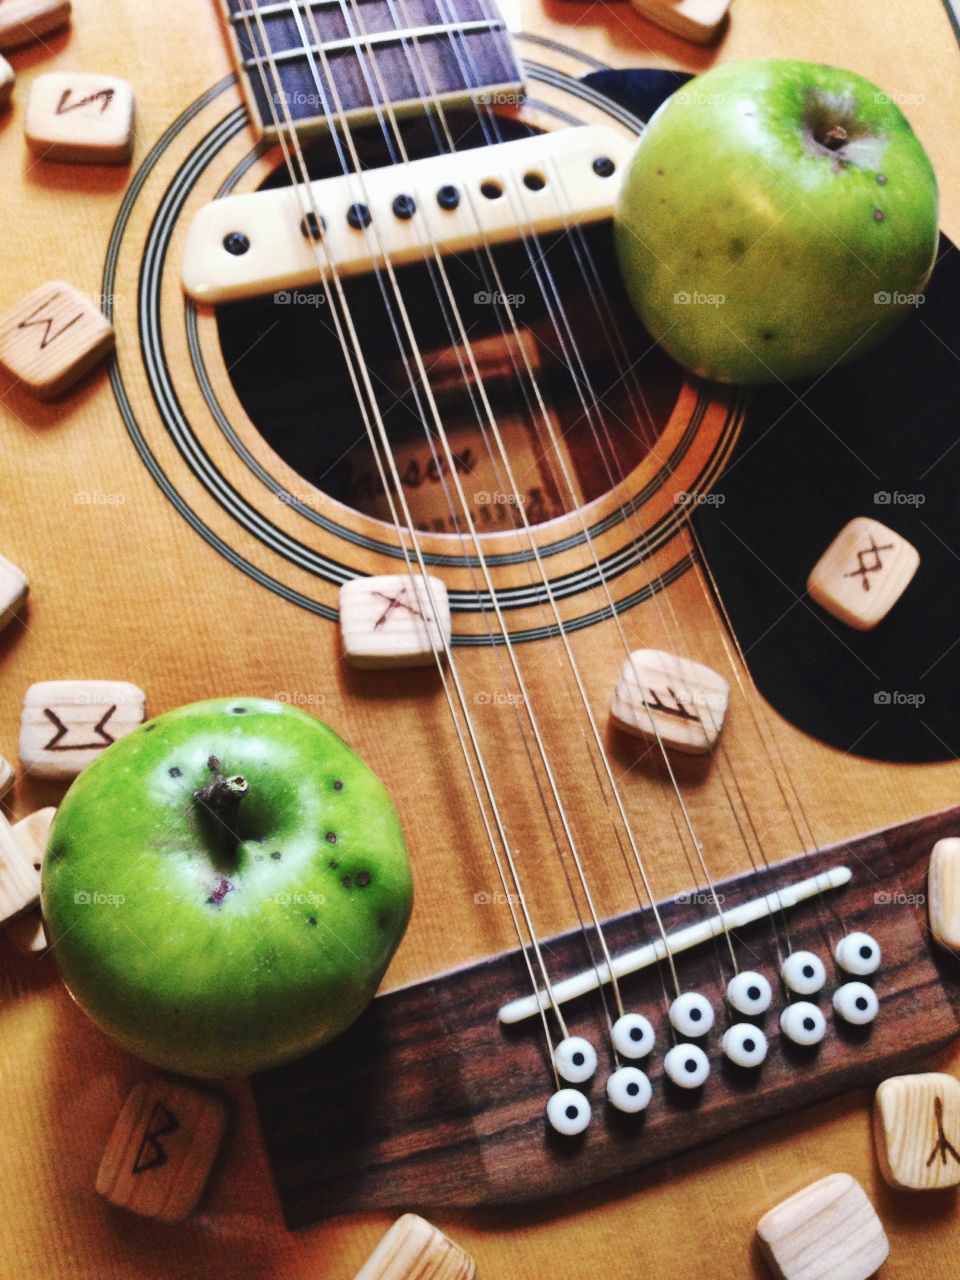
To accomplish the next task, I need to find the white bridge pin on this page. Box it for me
[833,981,879,1026]
[610,1012,655,1060]
[607,1066,652,1114]
[834,931,881,976]
[663,1043,710,1089]
[781,950,827,996]
[722,1023,769,1069]
[553,1036,598,1084]
[780,1000,827,1047]
[668,991,715,1038]
[546,1088,591,1136]
[726,971,773,1016]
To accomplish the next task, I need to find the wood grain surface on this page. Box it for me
[1,1,960,1278]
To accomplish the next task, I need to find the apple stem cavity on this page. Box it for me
[194,773,249,858]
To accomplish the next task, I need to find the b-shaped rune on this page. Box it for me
[96,1079,226,1222]
[19,680,146,781]
[610,649,729,754]
[874,1072,960,1190]
[26,71,135,163]
[807,516,919,631]
[340,573,451,668]
[0,280,114,399]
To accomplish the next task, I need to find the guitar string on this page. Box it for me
[360,2,746,997]
[538,158,846,956]
[238,0,572,1073]
[288,0,650,1038]
[282,0,656,1033]
[295,0,764,1018]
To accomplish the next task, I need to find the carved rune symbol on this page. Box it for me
[646,686,699,723]
[56,87,115,115]
[132,1100,180,1174]
[42,704,118,751]
[844,537,894,592]
[371,588,425,630]
[926,1096,960,1168]
[17,295,83,350]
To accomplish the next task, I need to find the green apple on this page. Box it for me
[614,59,939,384]
[41,698,413,1077]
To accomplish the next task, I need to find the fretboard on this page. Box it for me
[221,0,524,135]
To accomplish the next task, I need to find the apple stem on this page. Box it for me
[824,125,848,150]
[194,774,248,838]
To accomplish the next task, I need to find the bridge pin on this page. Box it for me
[606,1066,652,1114]
[726,970,773,1016]
[832,981,879,1026]
[668,991,715,1038]
[553,1036,598,1084]
[781,950,827,996]
[834,930,881,976]
[663,1043,710,1089]
[610,1012,655,1059]
[546,1088,591,1136]
[722,1023,769,1069]
[780,1001,827,1047]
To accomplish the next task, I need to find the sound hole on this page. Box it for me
[216,113,681,534]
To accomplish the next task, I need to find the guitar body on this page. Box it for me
[2,0,960,1276]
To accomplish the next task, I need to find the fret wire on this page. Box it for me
[240,18,502,65]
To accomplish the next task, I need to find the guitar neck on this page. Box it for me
[220,0,524,136]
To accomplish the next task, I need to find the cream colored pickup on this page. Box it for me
[181,126,630,304]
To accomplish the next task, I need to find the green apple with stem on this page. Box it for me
[42,697,413,1077]
[614,58,939,384]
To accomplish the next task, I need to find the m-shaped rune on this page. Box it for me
[844,537,894,592]
[42,704,117,751]
[926,1096,960,1168]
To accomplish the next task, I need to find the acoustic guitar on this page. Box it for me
[2,0,960,1276]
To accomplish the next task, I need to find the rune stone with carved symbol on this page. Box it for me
[874,1071,960,1190]
[807,515,919,630]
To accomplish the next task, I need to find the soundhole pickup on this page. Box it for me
[181,126,630,304]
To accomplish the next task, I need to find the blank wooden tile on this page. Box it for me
[611,649,729,754]
[340,574,450,668]
[0,755,13,800]
[629,0,729,43]
[26,71,135,164]
[19,680,145,781]
[96,1079,226,1223]
[0,811,40,925]
[757,1172,888,1280]
[0,280,114,399]
[807,516,919,630]
[0,0,70,50]
[353,1214,476,1280]
[875,1072,960,1190]
[929,838,960,953]
[0,552,28,633]
[0,54,14,106]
